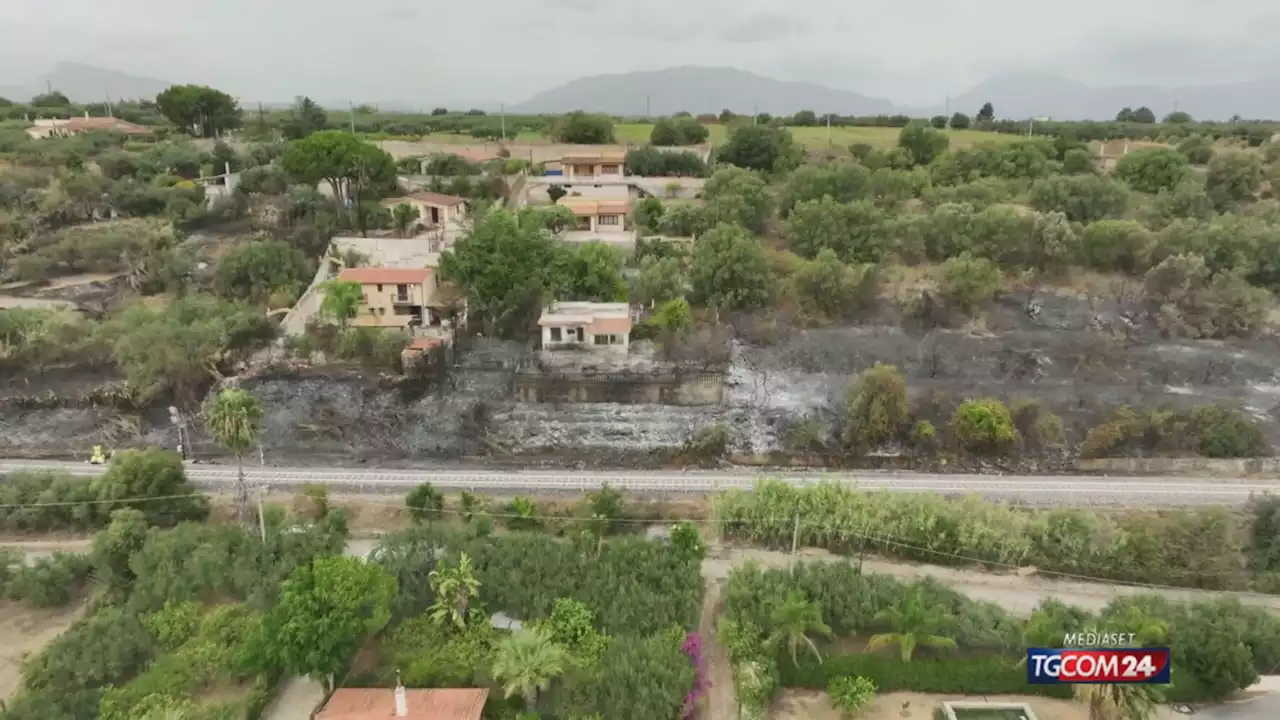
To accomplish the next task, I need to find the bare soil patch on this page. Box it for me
[0,600,87,701]
[697,573,738,720]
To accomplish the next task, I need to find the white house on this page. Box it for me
[538,301,631,354]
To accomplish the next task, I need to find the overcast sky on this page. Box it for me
[2,0,1277,106]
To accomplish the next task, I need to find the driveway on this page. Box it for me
[1193,694,1280,720]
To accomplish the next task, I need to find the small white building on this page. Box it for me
[538,301,632,354]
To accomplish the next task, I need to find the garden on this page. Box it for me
[718,560,1280,720]
[354,514,708,720]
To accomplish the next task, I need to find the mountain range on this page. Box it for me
[514,67,1280,121]
[0,62,172,105]
[6,62,1280,121]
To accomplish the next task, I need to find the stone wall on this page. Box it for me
[513,370,724,406]
[1078,456,1280,478]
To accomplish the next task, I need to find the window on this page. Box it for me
[376,284,383,292]
[601,164,620,174]
[396,284,409,302]
[549,327,562,342]
[593,334,619,346]
[598,214,620,226]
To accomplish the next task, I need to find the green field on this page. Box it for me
[616,122,1020,150]
[417,123,1020,151]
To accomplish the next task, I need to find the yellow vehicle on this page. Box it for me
[89,445,107,464]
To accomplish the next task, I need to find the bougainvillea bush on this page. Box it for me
[681,632,710,718]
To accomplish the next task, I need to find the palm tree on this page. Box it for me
[867,588,958,662]
[428,552,480,629]
[765,591,834,665]
[391,203,420,237]
[491,628,568,713]
[1073,681,1162,720]
[204,388,263,525]
[318,279,364,329]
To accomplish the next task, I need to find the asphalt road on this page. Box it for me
[2,460,1278,506]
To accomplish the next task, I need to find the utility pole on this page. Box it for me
[349,101,356,133]
[826,113,832,147]
[789,512,801,574]
[645,95,651,118]
[500,102,506,143]
[257,486,268,543]
[753,103,759,125]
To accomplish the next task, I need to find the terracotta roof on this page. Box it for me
[559,198,631,216]
[62,117,152,134]
[406,192,467,207]
[316,688,488,720]
[337,267,431,284]
[587,317,632,334]
[561,149,627,163]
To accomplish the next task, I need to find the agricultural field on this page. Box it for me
[416,122,1020,151]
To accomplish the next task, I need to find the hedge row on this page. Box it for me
[778,652,1213,703]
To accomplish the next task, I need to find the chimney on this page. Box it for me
[394,675,408,717]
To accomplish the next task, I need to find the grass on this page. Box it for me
[413,124,1021,151]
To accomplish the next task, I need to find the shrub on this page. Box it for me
[684,423,729,461]
[937,253,1001,316]
[5,552,92,607]
[1186,405,1270,458]
[1010,399,1065,452]
[828,675,876,716]
[842,364,909,451]
[405,483,444,523]
[949,398,1019,455]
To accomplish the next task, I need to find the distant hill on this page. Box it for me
[510,66,898,117]
[0,62,173,104]
[515,66,1280,122]
[926,71,1280,122]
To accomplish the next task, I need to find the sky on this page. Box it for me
[2,0,1278,107]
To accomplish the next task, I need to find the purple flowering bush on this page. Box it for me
[681,632,711,718]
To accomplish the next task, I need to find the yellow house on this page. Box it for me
[381,191,468,228]
[559,198,631,233]
[559,150,626,181]
[336,267,445,328]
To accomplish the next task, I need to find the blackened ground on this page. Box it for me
[3,294,1279,465]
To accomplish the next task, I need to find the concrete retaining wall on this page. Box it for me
[513,371,724,405]
[1079,457,1280,478]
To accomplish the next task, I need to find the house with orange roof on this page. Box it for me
[335,266,448,329]
[27,114,153,140]
[558,197,631,234]
[538,301,632,354]
[559,149,626,181]
[381,191,469,229]
[315,684,487,720]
